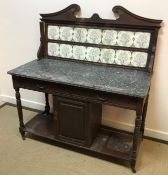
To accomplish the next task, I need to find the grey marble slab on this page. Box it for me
[8,59,152,98]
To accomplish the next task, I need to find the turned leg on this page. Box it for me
[141,94,149,138]
[131,100,143,173]
[42,93,50,115]
[15,88,25,140]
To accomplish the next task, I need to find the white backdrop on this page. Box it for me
[0,0,168,140]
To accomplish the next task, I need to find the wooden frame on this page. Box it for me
[12,76,145,172]
[38,4,162,72]
[8,4,162,173]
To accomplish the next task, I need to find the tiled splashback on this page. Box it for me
[47,25,151,67]
[48,43,147,67]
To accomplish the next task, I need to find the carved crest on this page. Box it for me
[40,4,162,28]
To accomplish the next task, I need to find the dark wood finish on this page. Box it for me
[12,76,138,110]
[131,99,144,172]
[42,93,50,115]
[55,97,89,145]
[3,102,168,145]
[37,22,45,59]
[9,4,162,173]
[53,96,102,146]
[38,4,162,72]
[40,4,161,28]
[11,74,146,172]
[141,94,149,136]
[24,113,133,167]
[14,88,25,140]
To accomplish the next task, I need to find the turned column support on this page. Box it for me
[42,93,50,115]
[14,87,25,140]
[131,99,144,173]
[141,94,149,138]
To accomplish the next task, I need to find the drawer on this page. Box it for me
[12,76,49,92]
[53,87,137,110]
[12,75,137,109]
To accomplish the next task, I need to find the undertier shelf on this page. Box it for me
[24,114,133,166]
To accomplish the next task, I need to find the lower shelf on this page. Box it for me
[24,113,133,167]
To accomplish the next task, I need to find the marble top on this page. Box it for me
[8,59,151,98]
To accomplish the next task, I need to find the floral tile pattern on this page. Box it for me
[100,49,115,63]
[73,46,86,60]
[73,28,87,43]
[48,43,59,56]
[48,26,59,40]
[117,31,134,47]
[115,50,131,65]
[86,47,100,62]
[131,52,148,67]
[48,25,151,49]
[60,27,73,41]
[134,32,151,48]
[47,24,150,68]
[48,42,148,68]
[60,44,72,58]
[102,30,117,45]
[87,29,102,44]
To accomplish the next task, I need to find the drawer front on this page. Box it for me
[12,75,98,100]
[12,75,137,109]
[53,87,137,110]
[13,76,49,92]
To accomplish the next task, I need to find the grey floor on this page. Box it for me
[0,104,168,175]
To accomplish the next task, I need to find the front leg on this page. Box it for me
[42,93,50,115]
[131,99,143,173]
[15,88,25,140]
[141,94,149,138]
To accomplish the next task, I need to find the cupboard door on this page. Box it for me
[54,96,88,145]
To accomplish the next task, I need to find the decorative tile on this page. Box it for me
[48,42,149,68]
[100,49,115,64]
[48,26,59,40]
[86,47,100,62]
[115,50,131,65]
[73,28,87,43]
[87,29,102,44]
[102,30,117,45]
[134,32,151,48]
[131,52,147,67]
[47,25,151,51]
[60,27,73,41]
[117,31,134,47]
[60,44,72,58]
[48,43,59,56]
[73,46,86,60]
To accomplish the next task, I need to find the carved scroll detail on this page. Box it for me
[112,6,162,27]
[40,4,162,28]
[40,4,80,22]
